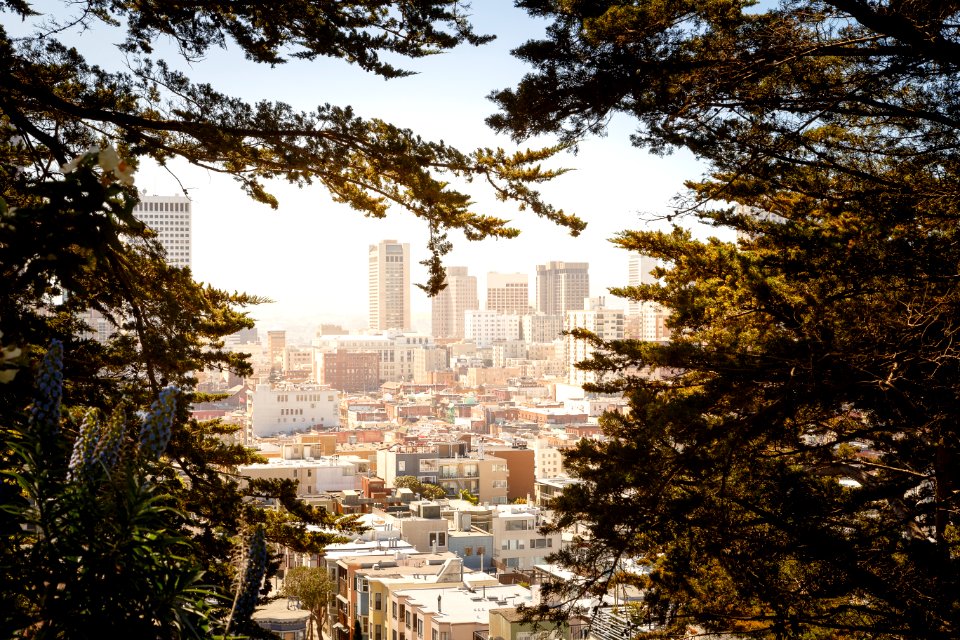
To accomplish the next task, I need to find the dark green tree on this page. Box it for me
[492,1,960,638]
[0,2,581,637]
[393,474,447,500]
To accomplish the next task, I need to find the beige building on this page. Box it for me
[314,334,433,384]
[486,272,529,315]
[536,261,589,316]
[432,266,478,339]
[376,445,510,505]
[369,240,412,331]
[489,504,561,572]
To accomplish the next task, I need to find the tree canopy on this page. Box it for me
[493,1,960,638]
[1,0,583,293]
[0,2,581,637]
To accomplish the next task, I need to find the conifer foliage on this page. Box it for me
[0,2,576,636]
[494,1,960,638]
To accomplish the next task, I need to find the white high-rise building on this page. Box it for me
[368,240,411,331]
[565,296,624,388]
[486,272,529,315]
[431,266,478,339]
[82,193,192,342]
[625,255,671,343]
[132,194,192,269]
[536,261,590,316]
[626,255,658,315]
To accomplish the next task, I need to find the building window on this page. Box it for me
[392,602,397,619]
[375,593,382,611]
[428,532,446,548]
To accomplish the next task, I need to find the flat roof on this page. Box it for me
[396,584,533,625]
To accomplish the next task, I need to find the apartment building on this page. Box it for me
[565,297,624,388]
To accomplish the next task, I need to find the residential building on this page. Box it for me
[431,267,478,339]
[625,255,670,342]
[370,240,412,331]
[486,272,529,315]
[535,261,589,316]
[267,330,287,372]
[376,443,510,504]
[314,333,433,383]
[488,504,561,572]
[237,455,366,497]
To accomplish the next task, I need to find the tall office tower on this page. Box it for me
[131,194,192,268]
[368,239,411,331]
[82,194,192,343]
[625,254,671,342]
[536,261,590,316]
[486,272,529,315]
[431,266,478,339]
[266,330,286,372]
[626,254,658,315]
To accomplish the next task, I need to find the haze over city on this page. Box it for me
[113,1,710,334]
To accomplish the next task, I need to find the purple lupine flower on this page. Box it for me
[93,408,125,472]
[233,526,269,623]
[30,340,63,438]
[139,386,177,459]
[66,409,99,484]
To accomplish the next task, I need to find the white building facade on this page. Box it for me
[132,194,192,269]
[565,297,625,387]
[249,383,340,437]
[464,310,521,346]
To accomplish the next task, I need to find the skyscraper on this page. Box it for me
[536,261,590,316]
[131,194,192,269]
[626,254,658,316]
[625,254,671,342]
[431,266,478,339]
[368,239,411,331]
[486,272,529,315]
[82,193,192,342]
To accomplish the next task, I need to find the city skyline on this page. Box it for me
[111,1,717,331]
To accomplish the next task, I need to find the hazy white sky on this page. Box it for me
[11,1,714,334]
